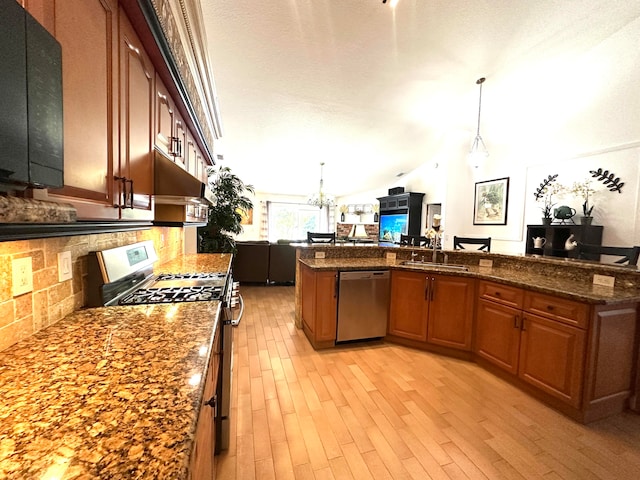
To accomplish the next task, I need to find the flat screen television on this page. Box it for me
[378,212,408,243]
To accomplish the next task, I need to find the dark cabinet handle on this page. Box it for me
[425,277,430,300]
[205,394,218,417]
[114,175,127,209]
[513,315,519,329]
[521,318,526,331]
[495,291,501,297]
[126,179,134,208]
[430,277,435,301]
[546,305,554,311]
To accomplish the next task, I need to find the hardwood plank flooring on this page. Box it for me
[216,286,640,479]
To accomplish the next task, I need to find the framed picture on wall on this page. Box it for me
[474,177,509,225]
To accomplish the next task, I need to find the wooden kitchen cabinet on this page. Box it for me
[301,264,338,348]
[118,9,154,219]
[388,270,475,351]
[189,322,220,479]
[155,73,176,158]
[475,280,638,420]
[427,274,475,350]
[388,270,428,341]
[475,298,522,374]
[519,311,586,408]
[41,0,120,219]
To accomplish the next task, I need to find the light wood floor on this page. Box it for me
[216,286,640,479]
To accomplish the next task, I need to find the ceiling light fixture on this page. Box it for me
[468,77,489,168]
[307,162,335,209]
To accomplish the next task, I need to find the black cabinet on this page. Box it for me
[377,192,424,239]
[0,0,63,190]
[526,224,603,260]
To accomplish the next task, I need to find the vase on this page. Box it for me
[374,212,379,222]
[340,212,345,222]
[580,216,593,226]
[541,217,552,226]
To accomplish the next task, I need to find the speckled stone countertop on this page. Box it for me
[299,257,640,305]
[0,253,231,479]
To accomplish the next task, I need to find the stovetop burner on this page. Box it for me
[118,285,223,305]
[155,272,227,281]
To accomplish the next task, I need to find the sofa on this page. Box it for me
[232,240,301,285]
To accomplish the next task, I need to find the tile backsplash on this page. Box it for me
[0,227,184,352]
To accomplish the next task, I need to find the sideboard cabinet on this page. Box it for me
[525,224,603,259]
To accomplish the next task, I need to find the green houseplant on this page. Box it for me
[199,166,254,253]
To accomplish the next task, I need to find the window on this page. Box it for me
[267,202,332,242]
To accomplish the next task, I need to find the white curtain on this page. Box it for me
[260,200,269,240]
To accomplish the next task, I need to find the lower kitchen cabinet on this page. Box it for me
[475,298,521,374]
[519,312,586,408]
[301,264,338,348]
[474,280,637,420]
[388,270,475,351]
[189,323,220,479]
[388,270,428,341]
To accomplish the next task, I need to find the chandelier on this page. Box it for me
[468,77,489,168]
[307,162,335,208]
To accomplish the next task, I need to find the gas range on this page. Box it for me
[86,241,229,307]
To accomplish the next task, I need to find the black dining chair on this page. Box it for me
[307,232,336,243]
[577,243,640,266]
[453,236,491,252]
[399,234,429,247]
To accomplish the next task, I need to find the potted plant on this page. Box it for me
[570,179,596,225]
[533,174,560,225]
[199,166,254,253]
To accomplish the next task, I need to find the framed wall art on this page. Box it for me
[474,177,509,225]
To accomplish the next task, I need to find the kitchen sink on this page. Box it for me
[400,260,469,271]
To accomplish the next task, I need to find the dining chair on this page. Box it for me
[307,232,336,243]
[577,243,640,266]
[399,234,429,247]
[453,236,491,252]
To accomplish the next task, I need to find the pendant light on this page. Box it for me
[307,162,335,209]
[468,77,489,168]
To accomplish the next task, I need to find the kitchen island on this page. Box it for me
[295,243,640,422]
[0,254,230,479]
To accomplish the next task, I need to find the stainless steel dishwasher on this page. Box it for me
[337,270,390,342]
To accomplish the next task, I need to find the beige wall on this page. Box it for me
[0,227,184,352]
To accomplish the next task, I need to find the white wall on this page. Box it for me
[235,15,640,252]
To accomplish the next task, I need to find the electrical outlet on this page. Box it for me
[58,251,73,282]
[314,251,326,259]
[386,252,396,260]
[593,274,615,288]
[479,259,493,268]
[12,257,33,296]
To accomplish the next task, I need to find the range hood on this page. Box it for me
[154,149,214,205]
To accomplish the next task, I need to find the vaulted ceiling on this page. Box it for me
[200,0,640,197]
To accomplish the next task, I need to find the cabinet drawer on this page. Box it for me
[478,281,524,309]
[523,291,589,329]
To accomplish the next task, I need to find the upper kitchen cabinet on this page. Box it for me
[118,9,154,220]
[43,0,120,220]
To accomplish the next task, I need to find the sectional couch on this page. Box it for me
[232,240,301,284]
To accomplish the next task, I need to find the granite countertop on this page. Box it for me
[0,253,231,479]
[299,257,640,305]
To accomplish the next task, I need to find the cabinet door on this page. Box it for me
[427,275,475,350]
[46,0,119,219]
[155,73,174,157]
[315,271,338,342]
[475,299,521,374]
[389,271,428,341]
[118,10,154,219]
[519,312,586,408]
[186,131,198,178]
